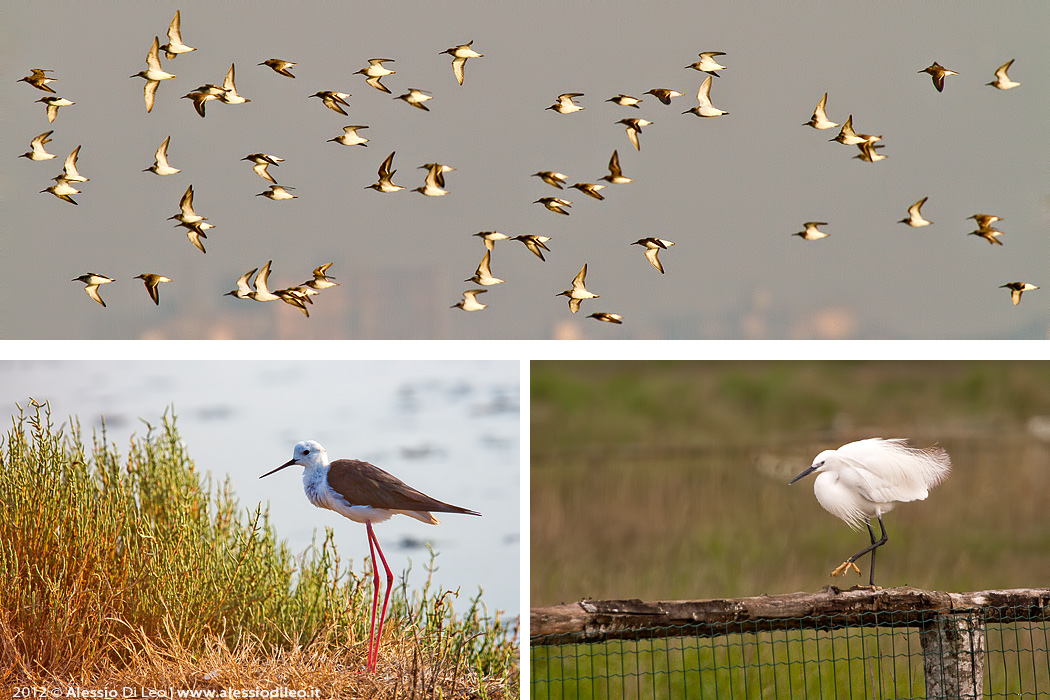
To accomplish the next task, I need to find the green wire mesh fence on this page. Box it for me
[531,589,1050,700]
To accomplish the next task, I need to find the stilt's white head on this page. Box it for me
[261,440,329,478]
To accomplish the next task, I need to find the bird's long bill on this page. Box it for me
[789,463,819,485]
[260,458,297,479]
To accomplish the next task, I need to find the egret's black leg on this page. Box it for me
[831,515,889,587]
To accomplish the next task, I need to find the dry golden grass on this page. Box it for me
[1,612,517,698]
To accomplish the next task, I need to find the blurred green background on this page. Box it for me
[531,361,1050,607]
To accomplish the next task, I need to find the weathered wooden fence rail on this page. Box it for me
[532,587,1050,700]
[532,586,1050,642]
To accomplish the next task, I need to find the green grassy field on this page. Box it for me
[532,361,1050,606]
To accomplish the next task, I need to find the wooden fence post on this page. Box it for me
[921,611,985,700]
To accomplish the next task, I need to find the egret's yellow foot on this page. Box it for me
[830,560,862,577]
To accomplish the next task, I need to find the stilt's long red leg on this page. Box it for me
[365,522,382,672]
[366,521,394,672]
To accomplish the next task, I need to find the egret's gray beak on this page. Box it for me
[789,464,819,485]
[260,458,297,479]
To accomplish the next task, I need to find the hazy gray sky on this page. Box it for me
[3,2,1048,339]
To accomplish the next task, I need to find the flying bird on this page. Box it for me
[532,171,568,189]
[20,131,56,161]
[829,115,880,146]
[464,250,504,285]
[617,118,652,150]
[600,150,632,184]
[169,184,206,225]
[919,62,958,92]
[145,136,180,175]
[257,185,297,200]
[968,227,1004,245]
[790,438,950,588]
[59,145,88,183]
[130,36,176,112]
[310,91,351,115]
[643,88,683,105]
[607,94,642,108]
[569,183,605,200]
[546,93,584,114]
[854,140,887,162]
[18,68,56,93]
[224,267,259,300]
[329,125,370,147]
[968,214,1003,229]
[987,59,1019,90]
[159,10,195,59]
[1001,282,1038,306]
[37,96,74,123]
[355,58,395,93]
[395,88,433,111]
[134,274,172,305]
[473,231,509,251]
[441,41,483,85]
[243,153,284,183]
[804,93,839,130]
[898,197,932,227]
[415,162,452,196]
[794,222,829,241]
[218,64,250,104]
[511,234,552,261]
[535,197,571,215]
[41,179,80,205]
[588,312,623,324]
[182,87,222,117]
[632,238,674,273]
[259,59,297,78]
[300,263,338,291]
[366,152,404,193]
[682,76,726,117]
[73,273,114,307]
[557,264,598,313]
[452,289,488,311]
[685,51,727,76]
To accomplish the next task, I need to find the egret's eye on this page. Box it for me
[817,461,825,467]
[303,450,310,455]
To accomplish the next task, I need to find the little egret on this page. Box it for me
[789,438,950,587]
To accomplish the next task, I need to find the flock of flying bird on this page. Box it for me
[16,10,1038,325]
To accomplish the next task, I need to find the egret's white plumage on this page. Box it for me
[791,438,950,586]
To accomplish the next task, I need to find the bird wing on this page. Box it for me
[572,264,588,290]
[644,246,664,273]
[839,438,949,505]
[144,79,159,113]
[697,76,713,107]
[146,36,163,71]
[327,459,480,516]
[452,56,466,85]
[223,64,237,92]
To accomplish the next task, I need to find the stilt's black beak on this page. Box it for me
[789,463,819,485]
[260,458,297,479]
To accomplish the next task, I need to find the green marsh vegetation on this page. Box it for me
[0,400,517,697]
[532,361,1050,606]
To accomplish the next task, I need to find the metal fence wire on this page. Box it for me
[532,602,1050,700]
